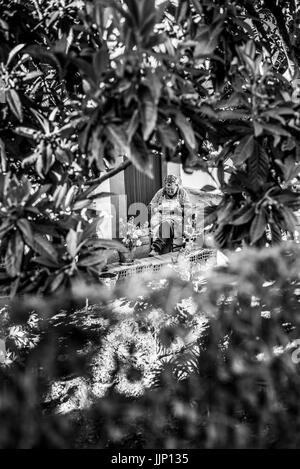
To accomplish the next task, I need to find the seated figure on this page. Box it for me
[149,175,192,256]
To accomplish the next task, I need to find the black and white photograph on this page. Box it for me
[1,0,300,454]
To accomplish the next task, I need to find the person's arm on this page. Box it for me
[179,188,192,217]
[149,189,163,214]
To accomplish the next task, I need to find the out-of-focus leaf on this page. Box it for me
[232,135,255,166]
[140,89,157,141]
[90,238,127,251]
[17,219,34,245]
[130,135,153,178]
[281,207,297,232]
[6,89,23,121]
[6,43,25,65]
[93,47,109,79]
[158,124,178,150]
[66,229,78,258]
[78,252,107,267]
[49,272,65,293]
[30,235,59,263]
[175,112,196,150]
[0,138,7,172]
[231,206,255,226]
[5,232,24,277]
[250,210,267,245]
[33,257,59,269]
[106,124,130,157]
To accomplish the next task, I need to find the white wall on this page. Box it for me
[167,162,218,190]
[92,178,113,238]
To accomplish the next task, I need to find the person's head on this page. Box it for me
[164,175,179,196]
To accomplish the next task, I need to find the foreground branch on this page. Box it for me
[85,158,132,186]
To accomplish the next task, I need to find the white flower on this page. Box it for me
[136,240,142,247]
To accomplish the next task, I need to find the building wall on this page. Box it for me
[93,159,220,240]
[166,162,218,191]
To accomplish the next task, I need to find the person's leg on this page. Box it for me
[172,215,185,250]
[150,220,174,255]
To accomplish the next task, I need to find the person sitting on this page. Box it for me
[149,175,192,256]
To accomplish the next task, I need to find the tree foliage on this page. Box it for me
[1,0,300,295]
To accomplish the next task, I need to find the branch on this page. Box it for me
[85,158,132,186]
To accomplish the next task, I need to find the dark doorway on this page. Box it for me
[124,155,162,209]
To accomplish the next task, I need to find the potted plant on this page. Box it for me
[119,218,149,264]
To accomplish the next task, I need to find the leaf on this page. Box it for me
[158,124,178,150]
[270,222,282,244]
[274,190,300,206]
[250,210,267,245]
[90,238,127,251]
[275,156,300,181]
[89,130,105,171]
[78,252,107,267]
[6,89,23,121]
[42,143,55,174]
[33,257,60,269]
[5,232,24,277]
[0,174,11,200]
[231,206,255,225]
[93,47,109,80]
[261,123,291,146]
[81,219,99,241]
[144,71,162,104]
[0,220,13,239]
[17,218,34,245]
[27,184,52,206]
[125,0,142,25]
[0,138,7,172]
[22,70,43,82]
[175,112,196,150]
[55,146,71,165]
[106,124,130,156]
[30,235,59,263]
[125,110,140,143]
[130,134,153,178]
[232,135,255,166]
[31,109,50,133]
[53,183,68,209]
[63,186,79,210]
[217,200,235,224]
[66,229,78,258]
[254,121,264,137]
[200,185,216,192]
[281,207,297,233]
[87,192,115,201]
[217,162,225,187]
[217,110,249,121]
[73,199,92,211]
[248,144,269,187]
[14,126,37,138]
[6,43,25,65]
[140,89,157,140]
[49,272,65,293]
[194,21,223,57]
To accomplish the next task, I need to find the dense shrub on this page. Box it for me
[1,243,300,448]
